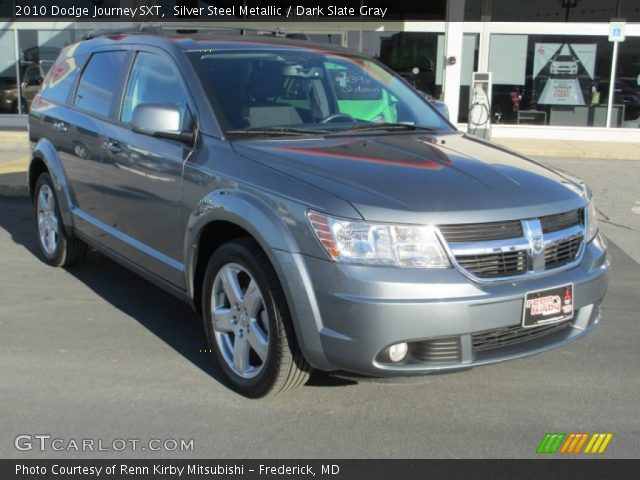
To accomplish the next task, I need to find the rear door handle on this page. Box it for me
[52,121,68,133]
[103,140,122,155]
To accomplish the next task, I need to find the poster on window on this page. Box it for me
[534,43,597,106]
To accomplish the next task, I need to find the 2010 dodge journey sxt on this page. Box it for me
[28,32,609,397]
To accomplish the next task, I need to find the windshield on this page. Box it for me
[187,48,452,137]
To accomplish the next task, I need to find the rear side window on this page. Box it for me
[120,52,190,127]
[74,51,127,117]
[40,53,87,105]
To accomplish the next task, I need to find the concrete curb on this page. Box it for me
[499,148,640,161]
[0,132,29,142]
[492,139,640,161]
[0,158,29,175]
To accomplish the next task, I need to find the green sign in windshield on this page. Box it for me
[326,62,398,123]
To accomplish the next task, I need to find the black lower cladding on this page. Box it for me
[472,319,573,352]
[411,337,462,363]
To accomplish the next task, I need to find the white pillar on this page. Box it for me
[477,0,491,73]
[443,0,466,122]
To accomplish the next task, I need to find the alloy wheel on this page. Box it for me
[36,184,59,255]
[210,263,270,379]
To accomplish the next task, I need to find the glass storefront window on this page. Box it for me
[488,0,640,22]
[457,34,479,123]
[305,33,343,46]
[0,30,19,114]
[362,31,442,100]
[360,31,478,122]
[616,38,640,128]
[489,34,615,127]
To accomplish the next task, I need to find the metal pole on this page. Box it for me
[606,40,619,128]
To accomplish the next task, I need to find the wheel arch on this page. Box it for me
[29,139,75,228]
[185,189,300,312]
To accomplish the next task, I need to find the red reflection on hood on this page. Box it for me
[274,143,450,170]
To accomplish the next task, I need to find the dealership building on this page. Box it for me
[1,0,640,141]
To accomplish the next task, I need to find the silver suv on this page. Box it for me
[28,33,609,397]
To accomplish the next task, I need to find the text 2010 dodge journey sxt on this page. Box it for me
[28,32,609,397]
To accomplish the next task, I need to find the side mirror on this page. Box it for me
[131,103,194,144]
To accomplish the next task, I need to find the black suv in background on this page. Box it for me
[28,32,608,397]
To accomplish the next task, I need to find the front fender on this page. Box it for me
[184,189,333,370]
[184,189,301,299]
[30,138,76,228]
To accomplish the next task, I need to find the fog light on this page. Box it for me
[388,343,408,363]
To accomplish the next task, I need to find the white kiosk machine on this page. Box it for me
[468,72,492,140]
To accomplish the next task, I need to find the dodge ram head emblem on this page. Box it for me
[532,235,544,254]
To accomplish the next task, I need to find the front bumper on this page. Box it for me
[278,233,609,377]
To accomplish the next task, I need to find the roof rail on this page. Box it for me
[80,24,159,40]
[79,24,309,41]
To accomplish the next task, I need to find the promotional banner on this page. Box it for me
[534,43,597,106]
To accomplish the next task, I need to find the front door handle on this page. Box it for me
[52,121,68,133]
[103,140,122,155]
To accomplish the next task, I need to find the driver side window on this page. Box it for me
[121,52,190,129]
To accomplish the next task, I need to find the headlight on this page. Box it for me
[307,212,450,268]
[586,198,599,243]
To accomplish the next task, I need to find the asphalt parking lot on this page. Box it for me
[0,157,639,459]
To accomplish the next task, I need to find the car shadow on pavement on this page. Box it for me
[0,195,356,390]
[0,195,234,389]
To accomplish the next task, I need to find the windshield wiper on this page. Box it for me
[326,123,439,135]
[226,127,331,136]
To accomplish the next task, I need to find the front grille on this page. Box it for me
[472,320,572,352]
[411,337,461,363]
[541,209,583,233]
[439,220,522,242]
[456,250,529,278]
[440,209,585,280]
[544,236,582,269]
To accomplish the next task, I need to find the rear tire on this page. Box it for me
[33,172,87,267]
[202,238,311,397]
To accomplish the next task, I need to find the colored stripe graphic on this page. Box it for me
[560,433,589,454]
[584,433,613,454]
[537,433,566,453]
[539,433,613,454]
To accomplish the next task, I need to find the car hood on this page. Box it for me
[232,132,586,224]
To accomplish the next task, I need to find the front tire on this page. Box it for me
[33,172,87,267]
[202,239,311,397]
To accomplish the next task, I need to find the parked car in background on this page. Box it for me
[29,32,609,397]
[1,62,52,113]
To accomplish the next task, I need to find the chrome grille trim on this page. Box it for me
[545,235,583,269]
[437,210,586,283]
[456,251,529,278]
